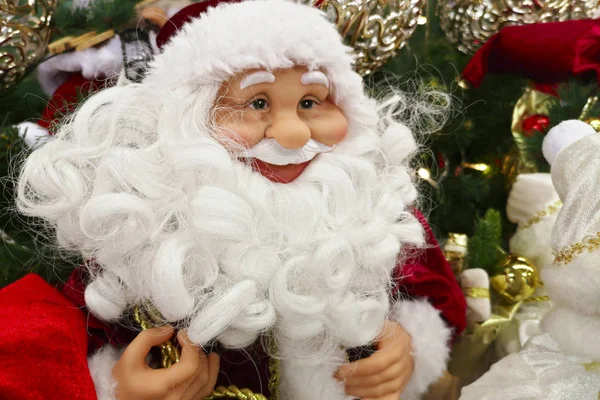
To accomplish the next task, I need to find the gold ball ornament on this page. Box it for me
[438,0,600,54]
[0,0,57,91]
[490,255,539,303]
[302,0,427,75]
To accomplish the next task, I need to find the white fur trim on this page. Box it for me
[460,269,491,323]
[37,36,123,96]
[506,173,558,227]
[542,306,600,361]
[390,299,452,400]
[542,120,595,166]
[541,250,600,317]
[279,349,350,400]
[509,211,557,270]
[88,345,121,400]
[17,122,50,148]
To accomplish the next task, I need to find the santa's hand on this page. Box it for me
[335,320,413,400]
[113,326,220,400]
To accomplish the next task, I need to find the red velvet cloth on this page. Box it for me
[155,0,241,49]
[0,274,97,400]
[38,73,108,133]
[0,214,465,398]
[463,19,600,88]
[394,210,467,340]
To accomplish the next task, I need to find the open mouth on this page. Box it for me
[251,158,313,183]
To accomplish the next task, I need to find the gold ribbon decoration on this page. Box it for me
[301,0,426,76]
[464,287,490,299]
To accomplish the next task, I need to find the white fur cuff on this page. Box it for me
[390,299,452,400]
[88,345,121,400]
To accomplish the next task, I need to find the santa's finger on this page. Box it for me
[342,360,403,387]
[182,352,221,398]
[335,348,398,380]
[344,375,405,398]
[161,331,210,387]
[120,325,174,369]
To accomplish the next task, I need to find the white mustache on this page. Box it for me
[237,138,334,166]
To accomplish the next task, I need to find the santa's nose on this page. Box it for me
[266,116,311,149]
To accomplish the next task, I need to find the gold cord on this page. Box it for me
[521,200,562,229]
[133,306,279,399]
[554,232,600,265]
[132,306,179,368]
[204,386,268,400]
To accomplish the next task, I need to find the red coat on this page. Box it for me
[0,213,465,399]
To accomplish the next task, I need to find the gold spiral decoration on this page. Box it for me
[438,0,600,54]
[302,0,427,75]
[0,0,57,90]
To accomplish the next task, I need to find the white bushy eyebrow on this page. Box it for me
[240,71,276,89]
[300,71,329,89]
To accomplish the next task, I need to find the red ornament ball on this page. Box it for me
[521,114,550,136]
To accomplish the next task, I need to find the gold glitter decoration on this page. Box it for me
[302,0,427,75]
[438,0,600,55]
[554,232,600,265]
[133,305,180,368]
[464,287,490,299]
[521,200,562,229]
[490,255,539,303]
[0,0,57,90]
[204,386,268,400]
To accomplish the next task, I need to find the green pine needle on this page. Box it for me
[466,209,503,274]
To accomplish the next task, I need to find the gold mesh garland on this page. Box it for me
[0,0,56,90]
[438,0,600,54]
[301,0,427,75]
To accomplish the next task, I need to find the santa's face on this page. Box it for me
[213,66,349,183]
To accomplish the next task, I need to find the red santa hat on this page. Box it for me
[26,0,366,142]
[143,0,366,119]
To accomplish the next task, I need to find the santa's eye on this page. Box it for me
[299,99,317,109]
[249,98,269,110]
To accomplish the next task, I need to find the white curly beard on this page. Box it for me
[17,79,426,400]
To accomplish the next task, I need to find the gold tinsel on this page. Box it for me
[302,0,426,75]
[0,0,57,90]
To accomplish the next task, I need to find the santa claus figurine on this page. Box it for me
[2,1,465,399]
[460,120,600,399]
